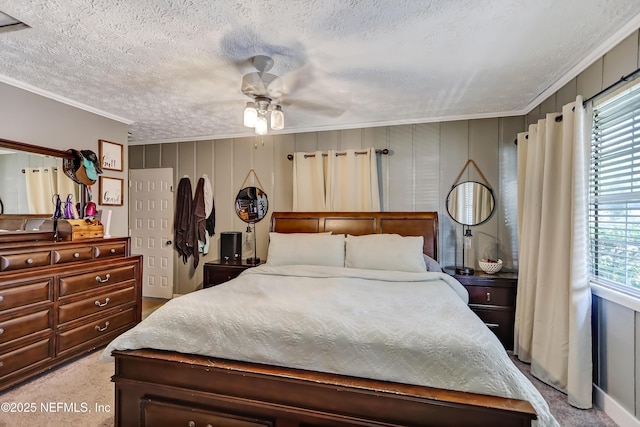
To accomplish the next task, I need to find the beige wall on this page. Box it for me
[0,82,130,237]
[130,116,523,294]
[527,29,640,422]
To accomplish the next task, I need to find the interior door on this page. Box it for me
[130,168,174,299]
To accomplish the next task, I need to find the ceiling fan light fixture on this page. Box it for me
[255,114,268,135]
[243,102,257,128]
[270,105,284,131]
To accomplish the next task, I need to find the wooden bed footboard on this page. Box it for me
[113,349,536,427]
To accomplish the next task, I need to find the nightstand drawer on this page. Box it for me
[471,307,514,349]
[465,286,514,307]
[206,267,245,286]
[203,261,259,288]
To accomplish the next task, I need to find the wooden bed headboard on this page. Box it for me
[270,211,439,260]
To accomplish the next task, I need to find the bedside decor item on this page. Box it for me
[479,259,503,274]
[220,231,242,262]
[446,159,495,275]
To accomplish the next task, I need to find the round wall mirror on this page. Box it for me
[446,181,495,226]
[235,187,269,223]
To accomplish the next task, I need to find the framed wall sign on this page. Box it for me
[99,139,123,171]
[99,176,124,206]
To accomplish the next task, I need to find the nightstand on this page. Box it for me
[447,269,517,350]
[203,260,260,288]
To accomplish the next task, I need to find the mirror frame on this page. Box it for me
[0,137,73,160]
[445,181,495,227]
[0,138,76,241]
[234,186,269,224]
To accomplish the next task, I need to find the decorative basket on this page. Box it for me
[479,259,503,274]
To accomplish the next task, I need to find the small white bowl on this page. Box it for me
[479,259,503,274]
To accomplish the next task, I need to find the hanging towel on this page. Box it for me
[202,174,216,237]
[191,177,207,268]
[206,195,216,237]
[174,177,193,264]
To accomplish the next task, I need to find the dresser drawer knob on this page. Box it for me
[0,295,3,303]
[0,361,3,368]
[0,328,4,335]
[486,292,491,302]
[95,274,111,283]
[110,248,116,254]
[73,252,80,258]
[188,421,195,427]
[26,258,33,264]
[95,321,110,332]
[95,297,110,307]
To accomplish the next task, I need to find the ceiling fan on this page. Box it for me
[240,55,285,134]
[239,55,350,135]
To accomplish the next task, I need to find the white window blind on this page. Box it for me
[590,81,640,294]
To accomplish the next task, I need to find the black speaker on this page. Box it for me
[220,231,242,262]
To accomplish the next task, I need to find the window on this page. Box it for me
[590,80,640,294]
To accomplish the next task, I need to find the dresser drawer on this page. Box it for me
[94,242,127,259]
[57,308,136,354]
[142,399,273,427]
[58,285,136,324]
[0,251,51,272]
[0,307,53,345]
[465,286,514,307]
[59,264,137,297]
[53,246,93,264]
[0,279,52,311]
[0,338,53,380]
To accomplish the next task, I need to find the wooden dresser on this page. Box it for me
[0,236,142,391]
[448,270,517,350]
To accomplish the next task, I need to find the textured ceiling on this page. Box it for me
[0,1,639,144]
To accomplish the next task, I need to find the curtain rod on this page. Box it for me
[582,66,640,106]
[514,66,640,146]
[286,148,389,161]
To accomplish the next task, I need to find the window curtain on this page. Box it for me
[25,167,55,214]
[293,148,381,212]
[293,151,326,211]
[515,95,592,409]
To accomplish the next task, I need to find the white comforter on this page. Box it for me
[101,264,558,427]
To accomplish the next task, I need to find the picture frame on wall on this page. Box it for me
[99,176,124,206]
[99,139,123,171]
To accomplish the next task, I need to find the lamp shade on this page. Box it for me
[271,105,284,130]
[255,114,268,135]
[243,102,257,128]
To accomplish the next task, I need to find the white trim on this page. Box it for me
[594,385,640,427]
[129,110,525,145]
[591,282,640,312]
[0,73,134,125]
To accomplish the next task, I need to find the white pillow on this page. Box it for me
[345,234,427,272]
[266,232,345,267]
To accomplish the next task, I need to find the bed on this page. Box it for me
[104,211,557,427]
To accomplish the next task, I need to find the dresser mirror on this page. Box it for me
[446,181,495,227]
[0,138,78,217]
